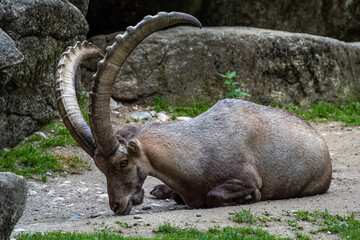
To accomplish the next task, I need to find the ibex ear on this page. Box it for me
[127,140,141,153]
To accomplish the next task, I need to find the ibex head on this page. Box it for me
[55,12,202,215]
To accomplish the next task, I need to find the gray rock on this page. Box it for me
[33,131,47,139]
[28,190,37,196]
[0,172,28,240]
[69,0,89,17]
[156,112,169,122]
[197,0,360,42]
[86,27,360,107]
[130,112,153,121]
[110,97,123,110]
[0,29,23,70]
[85,0,359,42]
[0,0,88,149]
[52,197,65,203]
[67,214,85,221]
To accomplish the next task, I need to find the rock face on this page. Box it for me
[85,0,360,42]
[0,172,28,240]
[69,0,89,17]
[197,0,360,42]
[0,29,24,70]
[0,0,88,149]
[85,27,360,106]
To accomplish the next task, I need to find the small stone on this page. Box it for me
[150,111,157,117]
[176,116,192,121]
[34,131,47,139]
[47,190,55,196]
[110,98,123,110]
[45,172,52,176]
[59,183,71,187]
[68,215,84,221]
[131,112,153,120]
[28,190,37,196]
[52,197,65,204]
[97,194,108,201]
[98,193,108,199]
[134,215,142,219]
[13,228,27,233]
[91,211,108,218]
[156,112,170,122]
[142,205,152,210]
[77,187,90,195]
[196,213,202,217]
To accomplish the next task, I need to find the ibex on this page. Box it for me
[56,12,332,215]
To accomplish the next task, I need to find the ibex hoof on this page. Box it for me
[244,189,261,203]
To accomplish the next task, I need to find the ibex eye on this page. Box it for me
[119,160,128,168]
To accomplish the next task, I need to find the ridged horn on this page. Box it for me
[56,41,104,157]
[89,12,202,157]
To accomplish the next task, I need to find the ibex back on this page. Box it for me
[56,12,332,215]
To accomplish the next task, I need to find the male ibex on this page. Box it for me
[56,12,332,215]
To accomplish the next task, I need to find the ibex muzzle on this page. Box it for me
[56,12,332,215]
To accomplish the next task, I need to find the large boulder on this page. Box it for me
[0,0,88,149]
[85,27,360,106]
[0,172,28,240]
[85,0,360,41]
[69,0,90,17]
[197,0,360,42]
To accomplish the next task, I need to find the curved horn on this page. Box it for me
[89,12,202,157]
[56,41,104,157]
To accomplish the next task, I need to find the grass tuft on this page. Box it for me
[230,209,257,224]
[153,95,213,119]
[154,95,360,126]
[270,101,360,126]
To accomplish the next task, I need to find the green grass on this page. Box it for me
[153,95,360,125]
[152,95,214,119]
[15,225,291,240]
[153,223,291,239]
[0,92,92,181]
[288,210,360,238]
[230,209,258,224]
[15,231,142,240]
[231,209,360,239]
[13,210,360,239]
[270,101,360,126]
[0,120,90,181]
[41,121,77,148]
[0,144,65,179]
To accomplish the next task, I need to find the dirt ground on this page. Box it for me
[12,106,360,239]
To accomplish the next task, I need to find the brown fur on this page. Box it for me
[94,99,332,215]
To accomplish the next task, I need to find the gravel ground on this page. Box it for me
[12,106,360,239]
